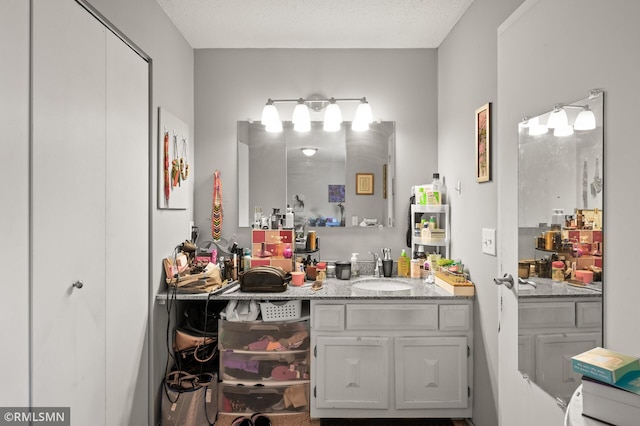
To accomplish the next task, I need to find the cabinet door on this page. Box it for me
[395,336,468,409]
[535,332,601,402]
[32,0,107,423]
[315,336,390,409]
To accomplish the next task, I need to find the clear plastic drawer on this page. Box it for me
[219,382,309,414]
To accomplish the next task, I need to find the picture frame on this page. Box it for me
[356,173,374,195]
[475,102,491,183]
[328,184,345,203]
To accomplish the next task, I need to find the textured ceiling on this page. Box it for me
[156,0,475,49]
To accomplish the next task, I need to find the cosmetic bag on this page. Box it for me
[239,266,291,293]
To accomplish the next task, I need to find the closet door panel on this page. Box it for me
[105,30,149,425]
[32,0,106,423]
[0,0,30,406]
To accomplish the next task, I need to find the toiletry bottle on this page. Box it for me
[350,253,360,278]
[243,248,251,272]
[398,249,410,277]
[285,205,294,229]
[429,215,436,230]
[429,173,445,204]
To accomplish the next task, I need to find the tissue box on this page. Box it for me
[572,347,640,385]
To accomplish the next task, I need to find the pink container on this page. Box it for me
[290,271,305,286]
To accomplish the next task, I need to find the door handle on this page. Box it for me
[72,280,84,289]
[493,273,514,289]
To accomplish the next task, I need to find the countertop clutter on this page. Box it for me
[157,276,472,301]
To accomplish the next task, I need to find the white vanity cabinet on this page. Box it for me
[310,300,473,418]
[518,297,602,402]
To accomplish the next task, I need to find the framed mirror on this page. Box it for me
[238,121,395,229]
[517,90,604,403]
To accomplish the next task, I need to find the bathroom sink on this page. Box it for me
[351,278,413,295]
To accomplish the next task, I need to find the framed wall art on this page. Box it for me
[356,173,374,195]
[475,102,491,183]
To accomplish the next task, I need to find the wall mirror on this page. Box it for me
[517,90,604,404]
[238,121,395,229]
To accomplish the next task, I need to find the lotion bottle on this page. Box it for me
[350,253,360,278]
[285,205,294,229]
[398,249,410,277]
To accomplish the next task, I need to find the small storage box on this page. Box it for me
[219,319,309,351]
[220,350,310,382]
[260,300,302,322]
[219,382,309,414]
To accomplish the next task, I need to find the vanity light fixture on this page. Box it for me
[301,147,318,157]
[260,96,374,133]
[521,116,548,136]
[537,89,602,136]
[546,105,569,129]
[573,106,596,130]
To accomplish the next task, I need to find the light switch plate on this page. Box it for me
[482,228,496,256]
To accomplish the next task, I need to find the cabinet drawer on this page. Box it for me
[439,304,470,331]
[220,350,309,382]
[519,302,575,329]
[576,302,602,328]
[219,319,309,351]
[312,304,345,331]
[346,304,438,330]
[219,382,309,414]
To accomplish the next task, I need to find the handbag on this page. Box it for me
[161,371,217,426]
[174,344,218,375]
[223,300,260,322]
[173,328,216,352]
[239,266,291,293]
[164,259,224,294]
[184,304,220,334]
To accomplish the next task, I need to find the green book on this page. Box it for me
[572,347,640,385]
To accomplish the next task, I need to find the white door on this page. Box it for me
[32,1,107,423]
[105,29,149,425]
[32,1,149,424]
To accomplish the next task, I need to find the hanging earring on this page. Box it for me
[171,133,181,187]
[180,137,189,181]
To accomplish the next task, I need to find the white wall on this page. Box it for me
[194,49,438,261]
[437,0,524,425]
[0,0,30,407]
[497,0,640,424]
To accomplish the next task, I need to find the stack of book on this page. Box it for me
[571,347,640,426]
[434,271,475,296]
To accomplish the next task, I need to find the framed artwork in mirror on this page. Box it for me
[356,173,374,195]
[475,102,491,183]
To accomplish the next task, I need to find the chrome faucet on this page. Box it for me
[369,251,381,277]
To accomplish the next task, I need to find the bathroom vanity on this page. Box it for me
[158,277,474,420]
[517,281,602,403]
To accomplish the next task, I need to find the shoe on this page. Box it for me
[231,417,253,426]
[250,413,271,426]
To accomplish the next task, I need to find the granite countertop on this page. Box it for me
[156,276,474,301]
[517,277,602,299]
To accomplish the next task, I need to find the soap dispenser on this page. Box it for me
[382,248,393,277]
[398,249,410,277]
[350,253,360,278]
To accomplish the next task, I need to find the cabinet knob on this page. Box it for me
[72,280,84,289]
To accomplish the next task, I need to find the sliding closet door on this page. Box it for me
[31,0,107,423]
[105,30,149,425]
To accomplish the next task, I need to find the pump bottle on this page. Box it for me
[350,253,360,278]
